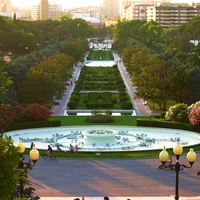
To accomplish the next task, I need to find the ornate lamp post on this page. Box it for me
[17,140,40,197]
[159,142,197,200]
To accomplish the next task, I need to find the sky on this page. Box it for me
[12,0,103,9]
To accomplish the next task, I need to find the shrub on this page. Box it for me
[71,92,80,97]
[119,92,128,98]
[188,106,200,125]
[86,114,114,123]
[120,97,129,103]
[165,103,189,123]
[71,95,80,103]
[0,104,17,133]
[14,105,25,122]
[121,101,133,109]
[24,104,53,121]
[160,112,166,118]
[67,101,77,109]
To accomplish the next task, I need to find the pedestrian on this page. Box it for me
[104,196,109,200]
[30,142,34,150]
[70,144,74,152]
[75,145,78,154]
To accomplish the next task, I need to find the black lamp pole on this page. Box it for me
[16,140,39,198]
[159,143,196,200]
[18,154,37,197]
[170,155,193,200]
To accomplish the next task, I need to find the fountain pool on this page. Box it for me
[6,126,200,152]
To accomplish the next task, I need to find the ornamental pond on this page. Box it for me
[6,126,200,152]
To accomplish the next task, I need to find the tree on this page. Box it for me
[19,52,72,105]
[0,135,21,200]
[0,67,12,103]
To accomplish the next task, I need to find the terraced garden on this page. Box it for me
[67,50,133,111]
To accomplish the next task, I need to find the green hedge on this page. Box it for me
[86,115,114,123]
[136,119,194,131]
[5,120,61,132]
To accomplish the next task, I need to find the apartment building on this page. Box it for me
[68,7,102,27]
[102,0,119,18]
[31,5,40,20]
[155,4,200,28]
[122,3,152,20]
[31,1,62,20]
[119,1,200,28]
[0,0,11,12]
[49,3,62,20]
[40,0,49,20]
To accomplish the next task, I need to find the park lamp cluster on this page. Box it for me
[17,140,40,165]
[159,141,197,200]
[159,142,197,166]
[16,140,40,197]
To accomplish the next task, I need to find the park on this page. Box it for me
[1,16,200,200]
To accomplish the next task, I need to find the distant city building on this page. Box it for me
[40,0,49,20]
[49,3,62,20]
[30,1,62,20]
[118,1,200,28]
[102,0,119,18]
[0,0,11,12]
[104,18,118,27]
[31,5,40,20]
[155,3,200,28]
[119,0,162,20]
[68,7,102,26]
[122,3,152,20]
[146,5,156,21]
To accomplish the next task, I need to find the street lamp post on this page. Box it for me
[16,140,39,198]
[159,142,197,200]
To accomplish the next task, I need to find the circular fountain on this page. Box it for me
[82,130,117,145]
[5,126,200,152]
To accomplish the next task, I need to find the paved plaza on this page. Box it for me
[30,155,200,200]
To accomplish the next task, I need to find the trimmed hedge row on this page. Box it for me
[136,119,194,131]
[5,120,61,132]
[86,114,114,123]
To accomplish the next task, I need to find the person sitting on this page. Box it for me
[46,145,53,157]
[56,144,62,151]
[30,142,34,150]
[166,157,172,165]
[70,144,74,152]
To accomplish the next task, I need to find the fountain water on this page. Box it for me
[6,126,200,152]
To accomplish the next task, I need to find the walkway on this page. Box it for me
[30,155,200,200]
[40,197,200,200]
[52,62,82,116]
[52,53,153,116]
[112,53,151,116]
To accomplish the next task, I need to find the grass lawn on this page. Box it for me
[88,50,114,60]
